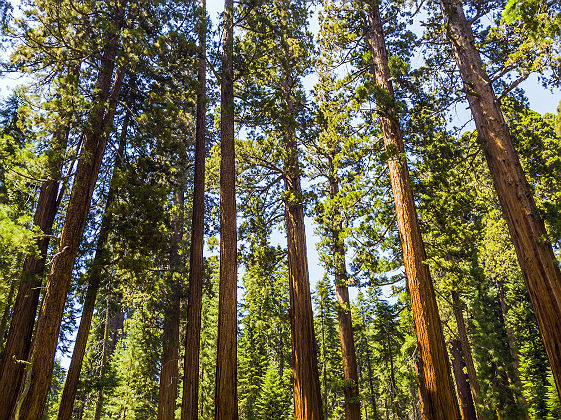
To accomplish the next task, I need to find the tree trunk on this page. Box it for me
[57,113,128,420]
[328,159,361,420]
[157,299,181,420]
[215,0,238,418]
[450,339,477,420]
[0,69,76,417]
[93,297,112,420]
[0,278,17,348]
[365,2,460,419]
[181,2,207,418]
[10,8,126,416]
[451,290,482,419]
[157,189,184,420]
[440,0,561,398]
[280,69,324,420]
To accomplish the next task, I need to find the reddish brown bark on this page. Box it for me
[57,113,128,420]
[215,0,238,417]
[328,158,360,420]
[450,339,477,420]
[0,76,75,418]
[157,189,184,420]
[10,11,126,416]
[440,0,561,398]
[282,95,324,420]
[181,1,207,418]
[451,290,481,419]
[365,2,461,419]
[157,297,181,420]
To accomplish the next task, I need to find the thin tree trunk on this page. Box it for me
[57,113,129,420]
[93,296,112,420]
[157,190,184,420]
[181,1,207,418]
[450,339,477,420]
[440,0,561,398]
[0,279,17,348]
[365,2,460,419]
[496,280,521,373]
[215,0,238,417]
[328,158,361,420]
[157,299,181,420]
[0,69,76,417]
[451,290,482,419]
[11,7,126,415]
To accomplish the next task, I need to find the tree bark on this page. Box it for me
[215,0,238,418]
[440,0,561,398]
[93,296,111,420]
[157,298,181,420]
[280,64,324,420]
[328,158,360,420]
[10,6,126,415]
[450,339,477,420]
[56,113,128,420]
[0,278,17,348]
[451,290,482,419]
[157,189,184,420]
[0,69,76,418]
[181,2,207,418]
[365,2,461,419]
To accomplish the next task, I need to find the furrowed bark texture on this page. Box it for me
[280,56,323,420]
[282,109,323,419]
[157,190,184,420]
[440,0,561,398]
[0,76,74,418]
[328,158,360,420]
[11,11,126,417]
[215,0,238,418]
[181,1,207,418]
[451,290,481,420]
[57,114,128,420]
[450,339,477,420]
[365,2,461,419]
[157,298,181,420]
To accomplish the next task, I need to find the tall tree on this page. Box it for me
[57,111,129,420]
[10,2,127,416]
[181,1,207,417]
[364,1,460,418]
[440,0,561,397]
[0,68,78,417]
[215,0,238,417]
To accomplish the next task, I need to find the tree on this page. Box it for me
[364,1,460,417]
[215,0,238,417]
[182,1,208,418]
[440,0,561,398]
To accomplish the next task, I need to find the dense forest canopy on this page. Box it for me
[0,0,560,419]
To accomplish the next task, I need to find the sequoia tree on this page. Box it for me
[364,1,461,418]
[440,0,561,397]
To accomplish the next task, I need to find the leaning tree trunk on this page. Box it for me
[451,290,482,419]
[56,113,128,420]
[157,190,184,420]
[450,339,477,420]
[328,157,361,420]
[440,0,561,398]
[215,0,238,418]
[365,2,460,419]
[0,69,76,418]
[181,1,207,418]
[10,8,126,416]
